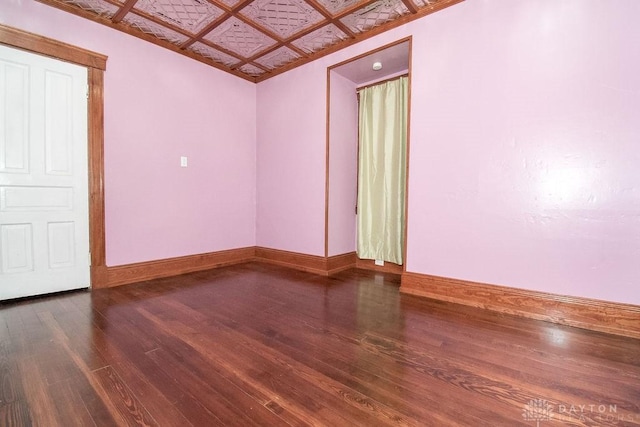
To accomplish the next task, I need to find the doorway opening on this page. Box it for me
[326,38,411,274]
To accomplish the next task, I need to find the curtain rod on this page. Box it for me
[356,73,409,92]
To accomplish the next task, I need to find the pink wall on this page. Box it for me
[328,71,358,256]
[256,1,640,305]
[256,63,327,255]
[2,0,257,266]
[407,0,640,305]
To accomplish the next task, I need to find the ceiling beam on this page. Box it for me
[112,0,140,23]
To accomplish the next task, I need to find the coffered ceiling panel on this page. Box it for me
[122,13,191,43]
[340,0,409,34]
[254,45,300,69]
[62,0,120,17]
[133,0,224,34]
[314,0,361,15]
[291,24,348,54]
[240,0,325,39]
[38,0,463,82]
[188,41,242,66]
[203,16,277,57]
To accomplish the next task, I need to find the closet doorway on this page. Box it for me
[326,38,411,273]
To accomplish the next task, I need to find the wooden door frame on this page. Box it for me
[0,24,108,288]
[325,37,412,271]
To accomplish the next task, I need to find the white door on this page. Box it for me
[0,45,90,300]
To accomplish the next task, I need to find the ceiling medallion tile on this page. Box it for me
[134,0,223,34]
[239,64,266,77]
[122,13,191,44]
[290,24,348,54]
[340,0,409,33]
[314,0,361,15]
[203,17,277,58]
[254,46,300,69]
[188,42,242,67]
[59,0,120,17]
[240,0,325,39]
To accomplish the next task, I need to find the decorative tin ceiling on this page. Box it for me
[37,0,462,82]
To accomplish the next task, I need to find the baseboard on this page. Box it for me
[255,246,326,275]
[255,247,356,276]
[99,247,357,289]
[401,272,640,340]
[356,258,403,274]
[98,247,639,339]
[103,247,256,288]
[327,252,357,275]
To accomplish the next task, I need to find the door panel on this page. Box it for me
[48,221,75,269]
[0,60,29,173]
[45,70,74,175]
[0,45,89,300]
[1,223,33,274]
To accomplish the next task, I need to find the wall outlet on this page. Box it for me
[180,156,188,167]
[374,259,384,266]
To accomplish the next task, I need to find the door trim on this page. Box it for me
[325,37,413,269]
[0,24,108,288]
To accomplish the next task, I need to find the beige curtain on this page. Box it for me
[357,76,408,265]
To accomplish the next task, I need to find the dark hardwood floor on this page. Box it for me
[0,263,638,426]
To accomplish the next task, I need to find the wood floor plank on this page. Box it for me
[38,311,138,426]
[138,305,392,426]
[0,400,31,426]
[108,357,194,426]
[89,306,237,425]
[45,378,97,427]
[91,366,157,427]
[137,306,345,426]
[16,357,61,427]
[47,310,110,372]
[0,340,20,407]
[175,289,519,426]
[0,263,638,426]
[140,301,505,426]
[201,300,513,425]
[146,347,288,427]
